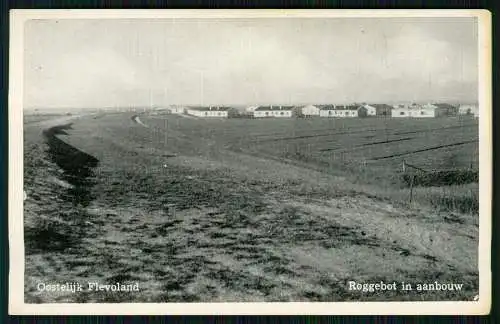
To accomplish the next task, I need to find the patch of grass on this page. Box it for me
[382,184,479,215]
[427,187,479,214]
[24,219,78,253]
[402,170,478,187]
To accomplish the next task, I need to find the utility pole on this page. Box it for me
[385,111,389,143]
[200,71,204,106]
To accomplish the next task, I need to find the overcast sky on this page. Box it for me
[24,17,478,109]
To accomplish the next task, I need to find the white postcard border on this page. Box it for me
[8,9,492,315]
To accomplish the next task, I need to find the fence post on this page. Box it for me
[470,144,477,170]
[166,203,176,218]
[409,174,415,205]
[164,119,167,146]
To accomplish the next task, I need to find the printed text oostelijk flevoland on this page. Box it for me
[36,282,140,293]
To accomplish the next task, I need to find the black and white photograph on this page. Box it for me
[9,10,491,315]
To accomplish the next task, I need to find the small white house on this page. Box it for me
[319,105,367,117]
[362,104,393,116]
[362,104,377,116]
[168,106,185,114]
[419,103,444,117]
[245,105,259,113]
[434,103,458,116]
[301,104,321,117]
[458,104,479,118]
[186,106,230,118]
[392,103,422,117]
[317,105,335,117]
[392,107,411,117]
[391,103,447,118]
[253,106,293,118]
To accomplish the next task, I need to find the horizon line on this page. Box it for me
[23,100,478,110]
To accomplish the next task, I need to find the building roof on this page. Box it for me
[369,104,393,110]
[433,103,455,108]
[393,103,421,109]
[319,105,362,111]
[344,105,362,111]
[188,106,232,111]
[393,103,455,111]
[393,104,429,110]
[254,106,294,111]
[421,103,440,109]
[433,103,458,112]
[317,104,336,110]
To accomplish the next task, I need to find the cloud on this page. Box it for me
[26,48,149,107]
[24,18,478,109]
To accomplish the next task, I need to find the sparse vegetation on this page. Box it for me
[23,112,479,303]
[402,170,478,187]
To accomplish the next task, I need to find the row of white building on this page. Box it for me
[162,103,479,119]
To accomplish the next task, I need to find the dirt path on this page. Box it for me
[26,112,99,129]
[131,115,149,128]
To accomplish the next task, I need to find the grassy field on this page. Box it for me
[23,111,479,303]
[141,114,479,213]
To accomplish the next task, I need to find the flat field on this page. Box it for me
[23,112,479,302]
